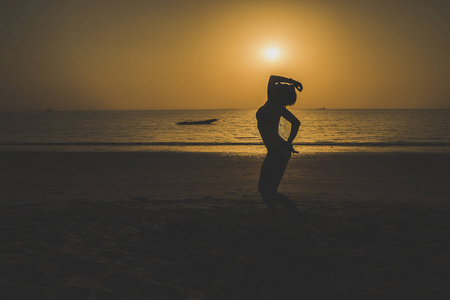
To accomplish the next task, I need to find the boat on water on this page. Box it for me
[176,118,218,125]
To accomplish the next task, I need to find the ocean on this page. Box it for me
[1,109,449,153]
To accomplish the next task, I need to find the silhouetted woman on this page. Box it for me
[257,75,303,222]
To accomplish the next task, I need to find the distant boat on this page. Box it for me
[315,107,326,110]
[176,118,218,125]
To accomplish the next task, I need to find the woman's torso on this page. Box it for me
[256,103,286,152]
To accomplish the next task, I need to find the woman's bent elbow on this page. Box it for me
[292,120,300,129]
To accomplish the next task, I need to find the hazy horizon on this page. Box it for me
[1,0,449,111]
[2,108,450,113]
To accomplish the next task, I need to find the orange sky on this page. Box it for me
[1,0,449,110]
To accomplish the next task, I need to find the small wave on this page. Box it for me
[1,141,450,147]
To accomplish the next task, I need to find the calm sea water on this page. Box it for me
[0,109,449,152]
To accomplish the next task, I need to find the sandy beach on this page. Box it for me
[1,150,449,299]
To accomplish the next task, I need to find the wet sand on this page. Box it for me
[0,151,449,299]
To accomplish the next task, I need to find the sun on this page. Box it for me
[265,47,280,61]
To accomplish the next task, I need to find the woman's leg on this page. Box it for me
[258,153,280,220]
[275,192,302,220]
[258,147,291,221]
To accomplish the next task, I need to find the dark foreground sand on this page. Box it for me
[0,151,449,299]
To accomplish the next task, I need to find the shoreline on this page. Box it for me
[0,145,449,154]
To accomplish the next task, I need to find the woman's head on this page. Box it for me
[269,83,297,106]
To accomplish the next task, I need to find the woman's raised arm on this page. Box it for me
[268,75,303,97]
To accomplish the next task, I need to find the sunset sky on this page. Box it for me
[1,0,449,111]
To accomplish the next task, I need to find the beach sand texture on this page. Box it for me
[1,151,449,299]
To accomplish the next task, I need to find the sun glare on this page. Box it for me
[265,47,280,61]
